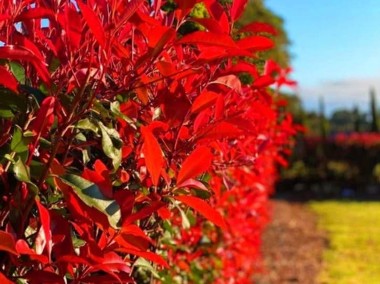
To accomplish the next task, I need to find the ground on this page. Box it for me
[256,200,327,284]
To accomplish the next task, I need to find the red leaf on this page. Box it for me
[15,239,49,263]
[240,22,277,35]
[0,46,50,84]
[191,18,224,34]
[177,31,237,48]
[91,251,131,277]
[177,146,213,185]
[29,96,56,155]
[0,66,18,93]
[35,200,52,259]
[223,61,259,79]
[230,0,248,21]
[0,230,18,256]
[141,126,164,186]
[199,121,243,140]
[82,160,113,198]
[177,179,209,191]
[191,91,219,114]
[237,35,274,51]
[156,61,176,77]
[174,195,227,229]
[157,206,171,219]
[81,273,133,284]
[211,75,242,93]
[116,247,168,268]
[122,201,164,226]
[25,271,64,284]
[77,1,106,48]
[0,272,13,284]
[15,7,55,21]
[253,75,275,88]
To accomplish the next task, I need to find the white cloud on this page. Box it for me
[297,76,380,115]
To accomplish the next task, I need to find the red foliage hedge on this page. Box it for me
[0,0,296,283]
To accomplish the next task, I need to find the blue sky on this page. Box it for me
[265,1,380,115]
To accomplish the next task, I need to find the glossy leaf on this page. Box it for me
[29,96,56,140]
[177,31,237,48]
[177,146,213,185]
[35,199,52,258]
[60,174,121,229]
[98,122,122,170]
[10,126,31,153]
[230,0,248,21]
[174,195,227,229]
[0,46,50,84]
[141,126,164,186]
[77,1,106,48]
[240,22,277,35]
[0,272,14,284]
[0,66,18,93]
[15,7,55,21]
[0,230,18,256]
[13,157,30,182]
[199,121,243,140]
[191,91,219,114]
[237,35,274,51]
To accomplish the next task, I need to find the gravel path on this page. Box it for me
[255,200,327,284]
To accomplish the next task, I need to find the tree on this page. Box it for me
[238,0,291,68]
[370,87,379,132]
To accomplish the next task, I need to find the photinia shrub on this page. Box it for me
[0,0,297,283]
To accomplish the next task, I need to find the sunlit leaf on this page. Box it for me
[60,174,121,229]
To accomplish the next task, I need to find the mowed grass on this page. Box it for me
[310,201,380,284]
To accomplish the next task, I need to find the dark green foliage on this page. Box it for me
[370,87,379,132]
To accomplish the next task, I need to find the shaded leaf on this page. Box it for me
[0,230,18,256]
[25,271,64,284]
[0,272,13,284]
[13,157,30,182]
[82,160,113,198]
[174,195,227,229]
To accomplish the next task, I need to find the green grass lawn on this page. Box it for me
[310,201,380,284]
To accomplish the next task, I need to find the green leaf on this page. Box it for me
[110,101,137,130]
[10,126,32,153]
[76,118,99,133]
[9,62,25,84]
[13,157,30,182]
[178,206,190,229]
[0,109,14,118]
[60,174,121,229]
[98,122,122,170]
[133,257,160,278]
[0,87,27,114]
